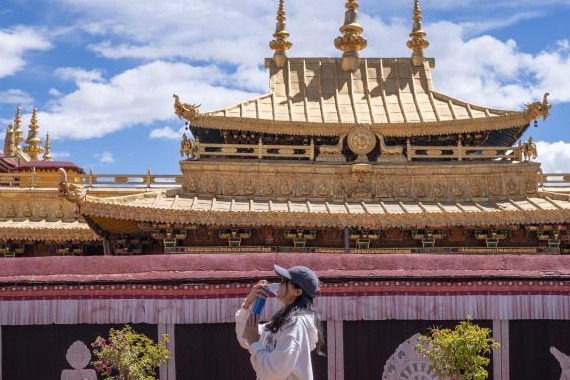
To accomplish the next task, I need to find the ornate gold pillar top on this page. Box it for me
[406,0,430,67]
[3,123,15,156]
[334,0,368,72]
[13,106,24,148]
[43,132,52,161]
[269,0,292,68]
[23,107,44,160]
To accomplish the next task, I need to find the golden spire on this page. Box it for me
[13,106,24,150]
[269,0,292,68]
[3,123,16,156]
[22,107,44,160]
[407,0,430,66]
[334,0,368,72]
[43,132,52,161]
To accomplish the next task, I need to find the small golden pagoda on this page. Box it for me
[8,0,569,256]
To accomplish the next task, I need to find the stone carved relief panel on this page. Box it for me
[60,340,97,380]
[382,333,437,380]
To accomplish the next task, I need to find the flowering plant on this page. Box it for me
[415,317,499,380]
[91,325,169,380]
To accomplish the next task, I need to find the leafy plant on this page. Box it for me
[415,317,499,380]
[91,325,169,380]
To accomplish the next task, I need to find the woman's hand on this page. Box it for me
[242,280,268,309]
[242,313,260,344]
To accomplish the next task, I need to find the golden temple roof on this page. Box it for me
[0,219,100,241]
[178,58,548,137]
[76,191,570,230]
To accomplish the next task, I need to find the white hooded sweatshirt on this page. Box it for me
[235,308,319,380]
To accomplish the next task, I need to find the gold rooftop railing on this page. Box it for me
[0,170,182,189]
[539,173,570,187]
[405,142,517,161]
[192,140,520,162]
[193,139,315,160]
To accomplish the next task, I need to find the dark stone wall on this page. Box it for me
[510,320,570,380]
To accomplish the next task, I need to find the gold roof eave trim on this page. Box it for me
[187,111,535,138]
[78,201,570,230]
[0,227,101,242]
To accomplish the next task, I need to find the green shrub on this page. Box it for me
[415,317,499,380]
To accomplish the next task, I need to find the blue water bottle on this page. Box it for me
[250,283,279,316]
[251,296,267,315]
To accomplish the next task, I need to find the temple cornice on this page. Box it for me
[80,199,570,230]
[188,109,537,138]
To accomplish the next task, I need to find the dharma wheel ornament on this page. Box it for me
[347,124,376,161]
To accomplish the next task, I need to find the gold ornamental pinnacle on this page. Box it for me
[269,0,292,68]
[334,0,367,72]
[407,0,430,66]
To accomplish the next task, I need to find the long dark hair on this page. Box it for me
[265,283,326,355]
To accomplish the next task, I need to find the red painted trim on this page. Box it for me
[0,280,568,301]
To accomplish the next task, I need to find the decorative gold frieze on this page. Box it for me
[179,160,541,202]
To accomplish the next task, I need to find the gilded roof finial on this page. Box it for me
[269,0,292,68]
[3,123,16,156]
[334,0,368,72]
[13,106,24,150]
[43,132,52,161]
[22,107,44,161]
[407,0,430,66]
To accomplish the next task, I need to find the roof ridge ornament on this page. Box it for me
[173,94,201,122]
[269,0,292,68]
[407,0,430,67]
[524,92,552,121]
[58,168,87,204]
[334,0,368,72]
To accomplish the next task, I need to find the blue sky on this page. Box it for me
[0,0,569,174]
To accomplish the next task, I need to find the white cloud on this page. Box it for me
[0,26,51,78]
[55,67,105,83]
[6,0,563,144]
[424,22,570,109]
[35,61,256,140]
[536,141,570,173]
[51,151,71,160]
[149,126,182,140]
[48,88,63,97]
[94,151,114,164]
[0,89,33,105]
